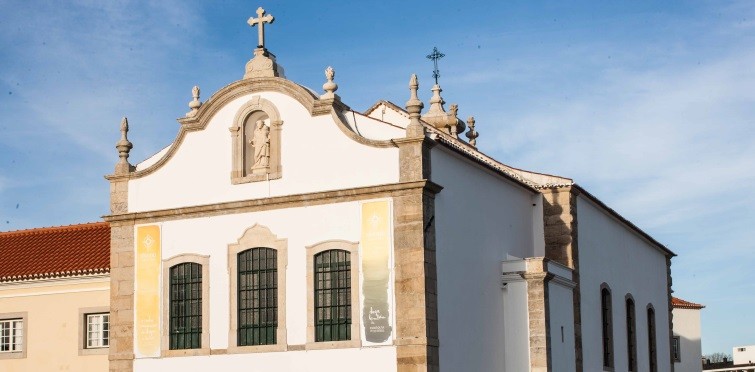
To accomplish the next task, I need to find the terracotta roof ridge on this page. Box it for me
[0,221,107,236]
[364,99,410,118]
[672,296,705,309]
[0,267,110,283]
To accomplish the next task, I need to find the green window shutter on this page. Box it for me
[169,262,202,350]
[238,248,278,346]
[314,249,351,342]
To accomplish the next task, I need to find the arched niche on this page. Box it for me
[230,95,283,183]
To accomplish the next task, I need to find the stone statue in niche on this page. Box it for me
[249,119,270,174]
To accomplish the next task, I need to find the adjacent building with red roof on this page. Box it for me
[0,222,110,371]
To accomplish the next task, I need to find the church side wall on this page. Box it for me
[430,145,540,372]
[577,196,672,372]
[550,279,577,372]
[128,92,399,213]
[672,308,702,372]
[131,199,398,372]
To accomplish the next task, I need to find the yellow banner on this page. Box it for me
[135,225,161,357]
[361,200,392,344]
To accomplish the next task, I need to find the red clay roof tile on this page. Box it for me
[672,296,705,309]
[0,222,109,282]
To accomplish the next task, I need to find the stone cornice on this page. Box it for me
[103,180,442,224]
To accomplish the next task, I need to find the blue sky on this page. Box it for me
[1,0,753,355]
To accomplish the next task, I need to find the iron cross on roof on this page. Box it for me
[247,7,275,49]
[426,47,445,85]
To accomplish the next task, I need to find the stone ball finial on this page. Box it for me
[187,85,201,117]
[114,117,135,174]
[321,66,338,99]
[465,116,479,147]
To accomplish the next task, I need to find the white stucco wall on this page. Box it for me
[577,195,672,372]
[134,346,397,372]
[549,275,577,372]
[134,198,397,371]
[128,91,399,212]
[733,344,755,365]
[673,307,702,372]
[431,145,541,371]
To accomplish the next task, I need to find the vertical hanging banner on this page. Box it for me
[135,225,161,357]
[361,200,393,344]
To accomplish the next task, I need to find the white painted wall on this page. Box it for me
[733,344,755,365]
[577,195,672,372]
[431,145,541,371]
[128,91,399,212]
[550,277,577,372]
[673,307,702,372]
[134,346,397,372]
[134,198,397,371]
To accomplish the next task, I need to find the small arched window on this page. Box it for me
[237,247,278,346]
[601,284,614,369]
[626,296,637,371]
[169,262,203,350]
[314,249,352,342]
[647,305,657,372]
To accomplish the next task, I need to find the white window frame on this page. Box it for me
[86,313,110,349]
[79,307,109,356]
[0,312,27,359]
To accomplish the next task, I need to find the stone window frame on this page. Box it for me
[672,335,681,362]
[600,283,614,371]
[230,95,283,184]
[625,294,637,371]
[161,253,211,357]
[78,306,110,356]
[228,224,288,353]
[0,312,27,360]
[305,240,361,350]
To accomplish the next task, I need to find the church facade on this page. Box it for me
[102,7,675,372]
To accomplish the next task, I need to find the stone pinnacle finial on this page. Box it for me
[465,116,479,147]
[114,117,135,175]
[187,85,201,116]
[405,74,425,138]
[321,66,338,99]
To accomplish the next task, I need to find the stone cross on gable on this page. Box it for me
[247,7,275,49]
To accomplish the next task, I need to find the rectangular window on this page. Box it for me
[238,248,278,346]
[672,336,681,362]
[0,319,23,353]
[86,313,110,348]
[169,262,203,350]
[314,249,351,342]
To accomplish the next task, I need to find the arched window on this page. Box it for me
[228,224,287,352]
[601,284,614,368]
[237,247,278,346]
[626,296,637,371]
[306,240,360,349]
[647,305,657,372]
[314,249,352,342]
[168,262,203,350]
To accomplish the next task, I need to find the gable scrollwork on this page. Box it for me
[230,96,283,184]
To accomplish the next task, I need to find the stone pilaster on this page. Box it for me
[666,256,675,372]
[541,186,583,372]
[393,107,439,371]
[524,258,553,372]
[109,221,135,372]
